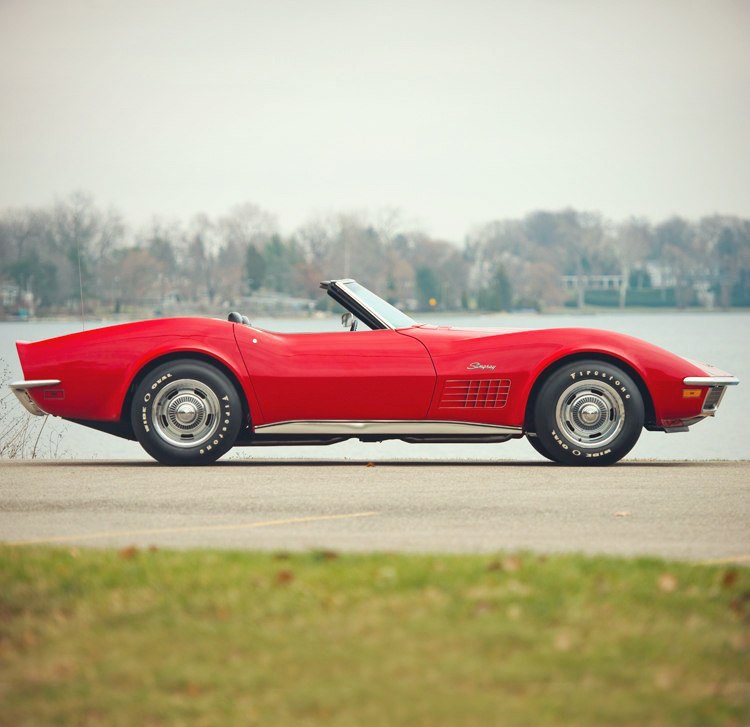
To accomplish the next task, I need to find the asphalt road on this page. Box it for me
[1,459,748,563]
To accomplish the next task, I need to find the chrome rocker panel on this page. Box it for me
[250,419,523,445]
[255,419,522,436]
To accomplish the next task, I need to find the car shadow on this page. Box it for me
[12,459,725,468]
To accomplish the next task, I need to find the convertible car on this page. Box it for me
[10,279,739,466]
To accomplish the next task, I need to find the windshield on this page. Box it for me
[341,281,417,329]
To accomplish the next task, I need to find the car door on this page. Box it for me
[234,326,436,424]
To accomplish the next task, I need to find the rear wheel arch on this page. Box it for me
[120,352,251,435]
[524,352,655,432]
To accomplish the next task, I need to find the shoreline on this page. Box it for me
[3,306,750,324]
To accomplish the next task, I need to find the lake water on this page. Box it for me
[1,311,748,462]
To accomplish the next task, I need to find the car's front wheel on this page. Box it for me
[131,359,242,465]
[532,359,644,466]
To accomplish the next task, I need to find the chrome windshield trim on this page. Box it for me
[683,376,739,386]
[255,420,522,436]
[331,281,393,330]
[9,380,61,417]
[322,279,417,331]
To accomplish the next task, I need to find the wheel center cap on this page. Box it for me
[579,403,600,424]
[175,401,198,425]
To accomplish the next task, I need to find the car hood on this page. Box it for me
[407,324,528,338]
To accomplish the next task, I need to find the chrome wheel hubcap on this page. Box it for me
[578,403,600,425]
[555,381,625,449]
[152,379,221,448]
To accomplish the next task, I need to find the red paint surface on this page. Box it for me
[16,319,258,422]
[234,327,435,422]
[402,325,713,426]
[15,318,725,430]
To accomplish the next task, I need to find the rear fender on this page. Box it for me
[14,319,261,425]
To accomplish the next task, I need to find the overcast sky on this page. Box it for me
[1,0,748,240]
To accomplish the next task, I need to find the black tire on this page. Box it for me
[526,434,555,462]
[532,359,644,466]
[131,359,242,465]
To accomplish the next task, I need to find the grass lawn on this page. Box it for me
[0,546,748,726]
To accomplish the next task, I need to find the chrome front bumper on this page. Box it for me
[682,375,740,416]
[9,380,61,416]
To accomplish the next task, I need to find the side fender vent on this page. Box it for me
[439,379,511,408]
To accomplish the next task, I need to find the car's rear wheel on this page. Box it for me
[131,359,242,465]
[532,359,644,466]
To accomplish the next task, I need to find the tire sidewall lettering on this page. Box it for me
[572,368,629,394]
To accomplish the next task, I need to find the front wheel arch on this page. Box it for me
[120,352,251,438]
[530,358,645,465]
[524,352,655,433]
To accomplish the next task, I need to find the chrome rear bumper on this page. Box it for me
[9,380,61,416]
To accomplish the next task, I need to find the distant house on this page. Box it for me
[0,282,20,307]
[561,275,625,292]
[0,283,35,317]
[643,262,677,289]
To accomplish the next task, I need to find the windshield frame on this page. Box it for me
[321,279,417,331]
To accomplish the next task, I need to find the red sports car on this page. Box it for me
[10,279,739,466]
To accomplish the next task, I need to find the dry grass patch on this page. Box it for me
[1,546,748,726]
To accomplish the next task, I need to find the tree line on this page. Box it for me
[1,191,749,317]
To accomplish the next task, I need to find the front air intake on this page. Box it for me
[702,386,726,414]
